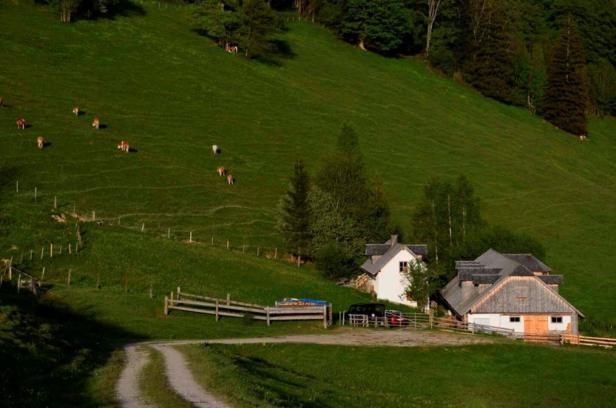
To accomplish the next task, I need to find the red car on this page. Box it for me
[386,310,409,327]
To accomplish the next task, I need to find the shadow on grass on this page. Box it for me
[0,286,143,407]
[208,345,338,408]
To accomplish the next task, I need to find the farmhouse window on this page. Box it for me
[399,262,409,272]
[551,316,563,323]
[509,316,521,323]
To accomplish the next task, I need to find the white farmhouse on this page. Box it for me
[359,235,428,308]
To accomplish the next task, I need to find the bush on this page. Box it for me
[315,242,356,280]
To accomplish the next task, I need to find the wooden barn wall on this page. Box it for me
[473,277,575,314]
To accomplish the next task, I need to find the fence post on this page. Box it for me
[429,311,433,329]
[164,296,169,315]
[41,267,45,280]
[149,284,153,299]
[34,186,37,202]
[141,223,145,232]
[8,259,12,280]
[274,247,277,259]
[40,247,44,260]
[17,273,21,294]
[323,305,327,329]
[226,293,230,306]
[189,231,193,243]
[215,299,220,321]
[50,243,53,258]
[177,286,181,300]
[68,243,72,255]
[92,210,96,221]
[67,269,72,286]
[266,308,270,326]
[54,196,57,209]
[297,255,301,268]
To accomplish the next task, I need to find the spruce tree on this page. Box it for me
[543,17,589,136]
[464,2,516,103]
[279,160,312,257]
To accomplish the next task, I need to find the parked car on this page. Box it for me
[385,310,409,327]
[347,303,386,318]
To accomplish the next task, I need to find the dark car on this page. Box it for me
[347,303,386,318]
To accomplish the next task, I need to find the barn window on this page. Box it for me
[509,316,521,323]
[399,262,408,272]
[551,316,563,324]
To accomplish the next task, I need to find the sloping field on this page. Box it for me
[0,1,615,326]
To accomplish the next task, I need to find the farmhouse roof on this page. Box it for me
[440,249,581,317]
[361,236,427,276]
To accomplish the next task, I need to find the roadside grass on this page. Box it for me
[1,1,615,328]
[181,342,616,408]
[140,347,192,408]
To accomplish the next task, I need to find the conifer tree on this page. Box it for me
[543,17,589,136]
[464,1,516,103]
[279,160,312,257]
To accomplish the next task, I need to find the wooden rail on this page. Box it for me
[164,288,332,328]
[561,334,616,348]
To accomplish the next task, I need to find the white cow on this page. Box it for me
[212,144,220,155]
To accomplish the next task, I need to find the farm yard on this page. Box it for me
[1,0,616,407]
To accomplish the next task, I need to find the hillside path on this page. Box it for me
[117,329,495,407]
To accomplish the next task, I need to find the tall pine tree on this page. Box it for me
[543,17,589,136]
[278,160,312,257]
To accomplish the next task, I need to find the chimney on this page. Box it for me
[389,235,398,246]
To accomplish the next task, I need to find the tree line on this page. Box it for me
[283,0,616,135]
[278,124,544,286]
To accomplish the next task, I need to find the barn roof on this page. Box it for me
[440,249,581,317]
[504,254,552,273]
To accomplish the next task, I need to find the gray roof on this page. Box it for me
[504,254,551,273]
[440,249,579,317]
[538,275,563,285]
[365,243,428,257]
[360,243,425,276]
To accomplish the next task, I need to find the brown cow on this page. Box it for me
[117,140,129,152]
[72,106,80,116]
[227,174,235,185]
[92,116,100,129]
[37,136,45,149]
[16,118,26,129]
[217,166,226,176]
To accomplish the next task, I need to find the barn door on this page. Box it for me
[524,315,548,334]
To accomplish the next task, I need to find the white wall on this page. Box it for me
[374,249,419,307]
[467,313,524,333]
[548,315,572,332]
[467,313,573,334]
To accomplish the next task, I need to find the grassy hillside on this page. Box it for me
[0,0,615,329]
[183,343,616,408]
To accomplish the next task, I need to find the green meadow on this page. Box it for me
[182,342,616,408]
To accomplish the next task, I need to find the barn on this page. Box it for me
[440,249,584,335]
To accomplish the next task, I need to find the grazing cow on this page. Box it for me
[16,118,26,129]
[72,106,80,116]
[227,174,234,185]
[92,116,100,129]
[579,134,588,142]
[217,166,226,176]
[36,136,45,149]
[225,43,238,54]
[212,144,220,155]
[117,140,130,153]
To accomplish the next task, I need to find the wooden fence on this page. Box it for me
[0,263,40,295]
[341,311,616,348]
[164,288,332,328]
[561,334,616,348]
